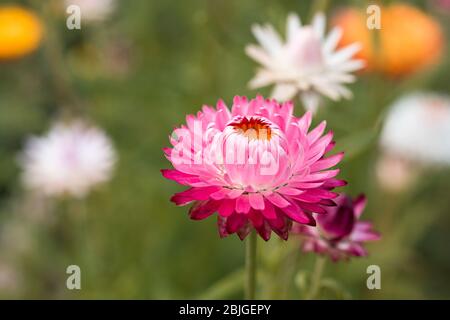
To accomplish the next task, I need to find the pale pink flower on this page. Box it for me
[20,120,117,198]
[246,13,364,112]
[293,194,380,261]
[380,92,450,166]
[378,92,450,192]
[162,96,345,240]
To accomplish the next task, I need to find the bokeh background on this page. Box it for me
[0,0,449,299]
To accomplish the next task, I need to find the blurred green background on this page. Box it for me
[0,0,449,299]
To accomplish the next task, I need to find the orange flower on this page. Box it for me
[0,6,43,60]
[333,3,444,77]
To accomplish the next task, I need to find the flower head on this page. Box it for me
[246,13,364,112]
[162,96,345,240]
[333,4,444,76]
[293,194,380,261]
[0,6,43,60]
[380,92,450,166]
[20,120,117,198]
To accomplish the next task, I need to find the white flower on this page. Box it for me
[65,0,116,22]
[380,92,450,166]
[20,120,117,198]
[245,12,364,112]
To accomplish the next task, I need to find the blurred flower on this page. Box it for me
[162,96,345,240]
[245,13,364,112]
[293,194,380,261]
[0,6,43,60]
[333,3,444,76]
[65,0,116,22]
[375,154,417,193]
[377,92,450,191]
[20,120,117,198]
[380,92,450,166]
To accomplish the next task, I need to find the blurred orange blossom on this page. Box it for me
[332,3,444,76]
[0,6,43,60]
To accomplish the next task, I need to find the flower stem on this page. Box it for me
[245,230,257,300]
[306,256,326,299]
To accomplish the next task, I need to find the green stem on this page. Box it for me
[306,256,326,299]
[280,248,300,299]
[245,231,257,300]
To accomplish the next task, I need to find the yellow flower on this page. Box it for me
[333,3,444,77]
[0,6,43,60]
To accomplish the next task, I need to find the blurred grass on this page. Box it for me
[0,0,449,299]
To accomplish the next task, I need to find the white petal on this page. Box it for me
[322,27,342,55]
[286,13,301,42]
[300,91,321,114]
[335,85,353,99]
[330,59,365,72]
[251,24,283,56]
[324,72,356,83]
[270,84,298,101]
[245,45,274,68]
[311,80,341,101]
[328,43,361,65]
[248,70,276,89]
[312,12,326,39]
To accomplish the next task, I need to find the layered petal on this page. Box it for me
[162,96,345,240]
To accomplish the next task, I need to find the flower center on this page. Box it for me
[287,27,324,71]
[228,116,272,140]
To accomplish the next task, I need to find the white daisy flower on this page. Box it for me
[20,120,117,198]
[65,0,116,22]
[245,12,364,112]
[380,92,450,166]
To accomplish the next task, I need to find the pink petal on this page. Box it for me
[297,202,327,214]
[161,169,202,186]
[266,192,290,208]
[171,186,221,205]
[235,195,251,214]
[226,213,248,233]
[307,121,327,145]
[322,178,347,189]
[248,193,265,210]
[309,152,344,172]
[282,199,316,225]
[189,200,219,220]
[277,187,303,196]
[248,209,264,228]
[210,188,229,200]
[353,194,367,218]
[227,189,245,199]
[302,169,340,182]
[298,111,312,134]
[217,199,236,217]
[262,200,277,219]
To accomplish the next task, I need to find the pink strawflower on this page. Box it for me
[162,96,345,240]
[293,194,380,261]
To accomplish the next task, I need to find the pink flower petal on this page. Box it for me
[266,192,290,208]
[248,193,265,210]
